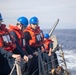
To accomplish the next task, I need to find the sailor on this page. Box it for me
[44,33,53,56]
[23,16,44,51]
[9,16,33,75]
[9,16,29,58]
[23,16,44,75]
[44,33,59,69]
[0,13,22,75]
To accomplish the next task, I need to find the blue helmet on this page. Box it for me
[17,16,28,26]
[44,33,49,38]
[0,13,3,20]
[29,16,39,25]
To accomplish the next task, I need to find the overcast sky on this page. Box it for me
[0,0,76,29]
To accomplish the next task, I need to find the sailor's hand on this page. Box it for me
[12,54,21,62]
[41,49,45,52]
[23,55,29,62]
[33,51,38,56]
[48,53,52,56]
[28,54,33,59]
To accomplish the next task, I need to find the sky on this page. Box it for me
[0,0,76,29]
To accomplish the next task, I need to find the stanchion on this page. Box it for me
[38,48,46,75]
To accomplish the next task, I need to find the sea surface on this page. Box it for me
[43,29,76,75]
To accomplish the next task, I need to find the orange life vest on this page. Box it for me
[44,39,53,52]
[9,25,26,50]
[24,25,44,47]
[0,24,16,52]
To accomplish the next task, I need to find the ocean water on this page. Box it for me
[43,29,76,75]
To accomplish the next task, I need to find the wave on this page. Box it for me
[56,49,76,75]
[63,50,76,69]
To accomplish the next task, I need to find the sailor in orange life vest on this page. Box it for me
[0,13,22,75]
[44,33,59,69]
[38,33,53,72]
[23,16,44,53]
[9,16,34,74]
[44,33,53,56]
[9,17,33,61]
[23,16,44,75]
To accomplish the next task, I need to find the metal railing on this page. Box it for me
[9,60,22,75]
